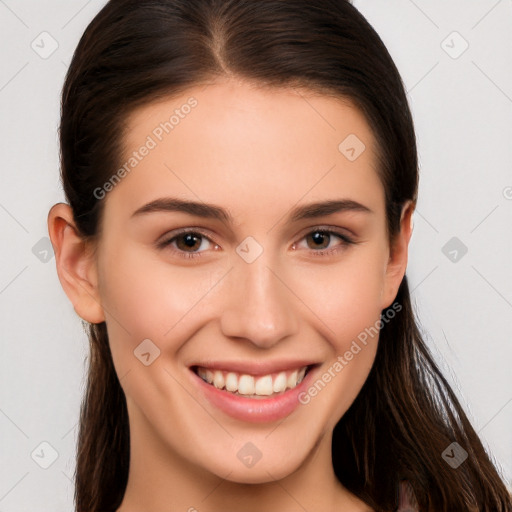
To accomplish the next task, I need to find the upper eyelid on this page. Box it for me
[294,225,355,240]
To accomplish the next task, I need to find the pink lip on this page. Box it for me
[188,364,319,423]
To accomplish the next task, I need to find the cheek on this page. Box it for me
[97,243,224,367]
[294,246,387,348]
[293,251,388,424]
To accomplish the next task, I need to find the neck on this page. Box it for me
[116,405,372,512]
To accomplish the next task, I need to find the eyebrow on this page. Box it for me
[130,197,373,224]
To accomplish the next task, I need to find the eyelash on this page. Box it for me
[157,227,357,260]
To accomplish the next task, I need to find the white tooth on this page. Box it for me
[203,367,306,395]
[238,375,255,395]
[255,375,273,395]
[287,369,298,389]
[213,371,225,389]
[225,372,238,392]
[273,372,287,393]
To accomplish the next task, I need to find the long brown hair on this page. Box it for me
[58,0,512,510]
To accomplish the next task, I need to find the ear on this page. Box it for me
[47,203,105,324]
[380,200,415,310]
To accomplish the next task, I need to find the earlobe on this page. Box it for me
[380,200,415,310]
[47,203,105,324]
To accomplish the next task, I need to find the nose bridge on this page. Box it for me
[219,246,298,348]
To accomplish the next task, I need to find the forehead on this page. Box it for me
[104,78,385,226]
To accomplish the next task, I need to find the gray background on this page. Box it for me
[0,0,511,510]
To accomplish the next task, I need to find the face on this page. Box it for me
[54,76,411,485]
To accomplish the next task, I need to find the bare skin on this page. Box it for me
[48,76,413,512]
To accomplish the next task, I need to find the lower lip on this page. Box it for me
[189,365,318,423]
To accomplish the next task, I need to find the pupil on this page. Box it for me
[181,234,200,250]
[310,231,328,249]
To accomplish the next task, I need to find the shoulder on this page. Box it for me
[397,480,420,511]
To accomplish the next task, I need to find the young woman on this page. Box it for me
[47,0,512,511]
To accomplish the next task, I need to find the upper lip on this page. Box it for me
[190,359,320,376]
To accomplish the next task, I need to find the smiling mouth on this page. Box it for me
[191,365,313,399]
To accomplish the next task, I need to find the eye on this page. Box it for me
[157,226,357,260]
[292,227,356,256]
[156,229,219,260]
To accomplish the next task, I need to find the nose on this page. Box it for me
[219,252,299,349]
